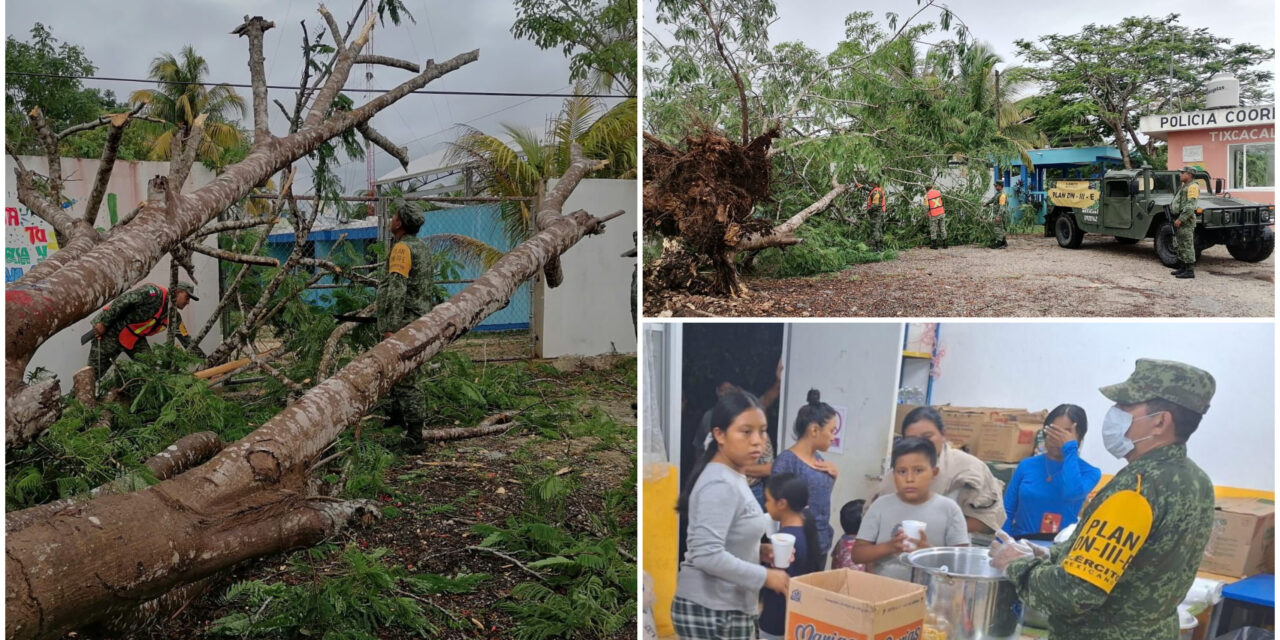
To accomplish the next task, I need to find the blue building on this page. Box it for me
[994,147,1124,223]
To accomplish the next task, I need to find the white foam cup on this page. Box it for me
[770,533,796,569]
[901,520,926,550]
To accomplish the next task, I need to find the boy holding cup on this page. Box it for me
[851,438,970,581]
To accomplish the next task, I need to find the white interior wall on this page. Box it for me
[7,157,221,386]
[778,323,905,545]
[534,178,637,357]
[930,322,1274,491]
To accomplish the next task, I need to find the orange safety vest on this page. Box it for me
[926,189,945,217]
[110,285,170,350]
[867,187,885,212]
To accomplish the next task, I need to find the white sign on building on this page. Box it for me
[1139,104,1275,135]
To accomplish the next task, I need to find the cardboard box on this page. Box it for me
[784,569,925,640]
[936,406,985,454]
[976,409,1047,463]
[893,404,921,435]
[1199,497,1275,578]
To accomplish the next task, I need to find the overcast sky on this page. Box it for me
[645,0,1277,99]
[7,0,631,193]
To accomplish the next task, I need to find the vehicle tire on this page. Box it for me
[1226,227,1275,262]
[1115,237,1140,245]
[1055,214,1083,249]
[1153,221,1179,268]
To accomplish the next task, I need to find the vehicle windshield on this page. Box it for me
[1138,174,1178,195]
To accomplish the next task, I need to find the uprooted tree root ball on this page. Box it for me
[643,127,780,296]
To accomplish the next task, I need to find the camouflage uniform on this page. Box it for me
[376,203,437,449]
[626,232,638,331]
[1172,176,1199,274]
[1005,359,1216,640]
[986,186,1008,247]
[925,188,946,249]
[89,282,200,381]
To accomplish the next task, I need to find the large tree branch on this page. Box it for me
[696,0,751,144]
[356,121,410,169]
[305,12,377,128]
[82,109,143,225]
[27,108,63,205]
[167,114,207,198]
[536,144,608,288]
[734,176,851,253]
[353,54,419,72]
[185,241,280,267]
[233,15,277,147]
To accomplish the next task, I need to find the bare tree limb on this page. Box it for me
[536,144,607,288]
[168,113,208,198]
[734,176,851,253]
[186,242,281,266]
[82,111,136,224]
[27,108,63,204]
[54,104,160,138]
[317,302,374,377]
[192,217,275,238]
[421,413,519,442]
[356,121,410,169]
[317,4,345,54]
[233,15,277,147]
[305,12,376,127]
[353,54,419,72]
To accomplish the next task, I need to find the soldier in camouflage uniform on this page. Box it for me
[88,281,201,382]
[985,181,1008,249]
[1171,168,1199,279]
[377,199,438,453]
[990,358,1216,640]
[623,231,638,331]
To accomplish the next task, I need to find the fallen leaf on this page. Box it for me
[496,486,507,494]
[555,467,572,476]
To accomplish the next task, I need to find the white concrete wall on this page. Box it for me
[778,323,906,547]
[930,322,1274,491]
[7,157,222,386]
[534,178,637,357]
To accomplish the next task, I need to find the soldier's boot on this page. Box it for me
[1170,262,1186,276]
[929,239,938,250]
[941,239,948,249]
[1176,265,1195,279]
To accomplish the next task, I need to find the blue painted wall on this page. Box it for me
[266,204,530,331]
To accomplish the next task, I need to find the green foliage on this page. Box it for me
[5,347,264,511]
[210,545,488,639]
[471,516,636,639]
[1015,14,1273,166]
[5,23,111,154]
[511,0,637,94]
[339,439,397,500]
[753,217,897,278]
[128,45,247,167]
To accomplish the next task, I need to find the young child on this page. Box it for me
[851,438,970,582]
[757,473,820,640]
[830,499,867,571]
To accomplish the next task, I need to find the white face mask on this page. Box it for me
[1101,406,1159,458]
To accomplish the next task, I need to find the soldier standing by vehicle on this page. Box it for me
[88,281,201,383]
[989,358,1216,640]
[1171,168,1199,279]
[925,185,947,249]
[986,182,1008,249]
[377,199,438,453]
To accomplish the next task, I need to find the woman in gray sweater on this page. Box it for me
[672,389,791,640]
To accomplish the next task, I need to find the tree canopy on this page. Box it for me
[5,24,115,155]
[1015,14,1274,168]
[512,0,638,95]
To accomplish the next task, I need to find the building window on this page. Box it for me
[1229,142,1275,189]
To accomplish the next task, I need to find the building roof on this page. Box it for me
[375,148,472,185]
[1009,146,1124,168]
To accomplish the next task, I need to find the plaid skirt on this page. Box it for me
[671,596,759,640]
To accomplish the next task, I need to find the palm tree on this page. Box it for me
[955,42,1045,165]
[446,91,637,247]
[128,46,246,166]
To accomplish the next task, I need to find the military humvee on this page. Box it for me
[1045,166,1275,267]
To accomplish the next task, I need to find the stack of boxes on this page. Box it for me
[893,404,1047,463]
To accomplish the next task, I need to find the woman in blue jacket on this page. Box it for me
[1002,404,1102,539]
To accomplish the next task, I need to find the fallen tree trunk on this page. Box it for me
[5,149,621,640]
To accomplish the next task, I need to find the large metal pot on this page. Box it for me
[901,547,1023,640]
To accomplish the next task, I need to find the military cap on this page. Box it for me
[392,197,425,228]
[1099,358,1215,414]
[1179,166,1196,174]
[174,281,199,301]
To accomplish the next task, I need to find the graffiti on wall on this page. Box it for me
[5,204,61,283]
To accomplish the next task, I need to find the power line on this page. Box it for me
[3,70,635,99]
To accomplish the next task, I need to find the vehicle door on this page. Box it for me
[1100,179,1134,229]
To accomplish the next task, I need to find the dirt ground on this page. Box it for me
[105,356,637,640]
[646,234,1275,317]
